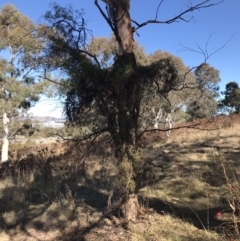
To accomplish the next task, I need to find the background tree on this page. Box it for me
[38,0,224,221]
[186,63,220,119]
[139,50,196,130]
[220,82,240,114]
[0,4,48,162]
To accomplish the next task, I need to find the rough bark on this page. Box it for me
[104,1,140,221]
[120,194,139,222]
[114,0,133,53]
[97,0,142,221]
[101,0,133,54]
[108,53,141,222]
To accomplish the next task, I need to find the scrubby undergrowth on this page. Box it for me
[1,115,240,240]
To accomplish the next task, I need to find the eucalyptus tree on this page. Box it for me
[0,4,48,162]
[139,50,196,131]
[220,82,240,114]
[39,0,224,221]
[186,63,220,119]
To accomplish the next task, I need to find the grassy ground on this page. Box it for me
[0,115,240,240]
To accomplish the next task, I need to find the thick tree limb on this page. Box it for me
[94,0,122,50]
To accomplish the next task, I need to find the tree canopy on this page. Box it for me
[0,4,50,162]
[187,63,220,119]
[220,82,240,114]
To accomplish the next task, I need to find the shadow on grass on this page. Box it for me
[139,135,240,239]
[148,197,222,228]
[147,197,238,239]
[1,129,240,240]
[0,146,110,240]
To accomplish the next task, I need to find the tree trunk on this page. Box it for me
[116,141,140,222]
[153,108,163,129]
[113,0,134,54]
[106,0,140,222]
[111,54,142,222]
[1,112,9,163]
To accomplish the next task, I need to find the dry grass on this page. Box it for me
[1,115,240,240]
[129,213,221,241]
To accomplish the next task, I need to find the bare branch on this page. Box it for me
[94,0,124,53]
[178,32,235,63]
[140,120,221,136]
[80,49,102,70]
[94,1,116,35]
[176,32,235,90]
[206,33,235,60]
[38,75,64,86]
[155,0,164,21]
[53,128,108,142]
[95,0,115,31]
[131,0,223,31]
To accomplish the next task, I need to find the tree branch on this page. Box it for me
[176,32,235,90]
[131,0,223,31]
[95,0,115,33]
[138,120,222,139]
[53,128,108,142]
[178,32,235,63]
[94,0,124,53]
[38,75,64,86]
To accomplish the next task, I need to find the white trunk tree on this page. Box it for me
[165,113,173,137]
[0,4,48,162]
[1,24,13,163]
[153,108,162,129]
[2,112,9,162]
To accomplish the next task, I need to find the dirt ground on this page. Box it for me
[1,114,240,240]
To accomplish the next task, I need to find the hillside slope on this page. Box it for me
[1,115,240,240]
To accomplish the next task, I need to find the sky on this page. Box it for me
[0,0,239,118]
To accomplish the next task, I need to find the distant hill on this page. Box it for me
[32,116,65,123]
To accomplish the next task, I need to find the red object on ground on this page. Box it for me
[216,212,222,218]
